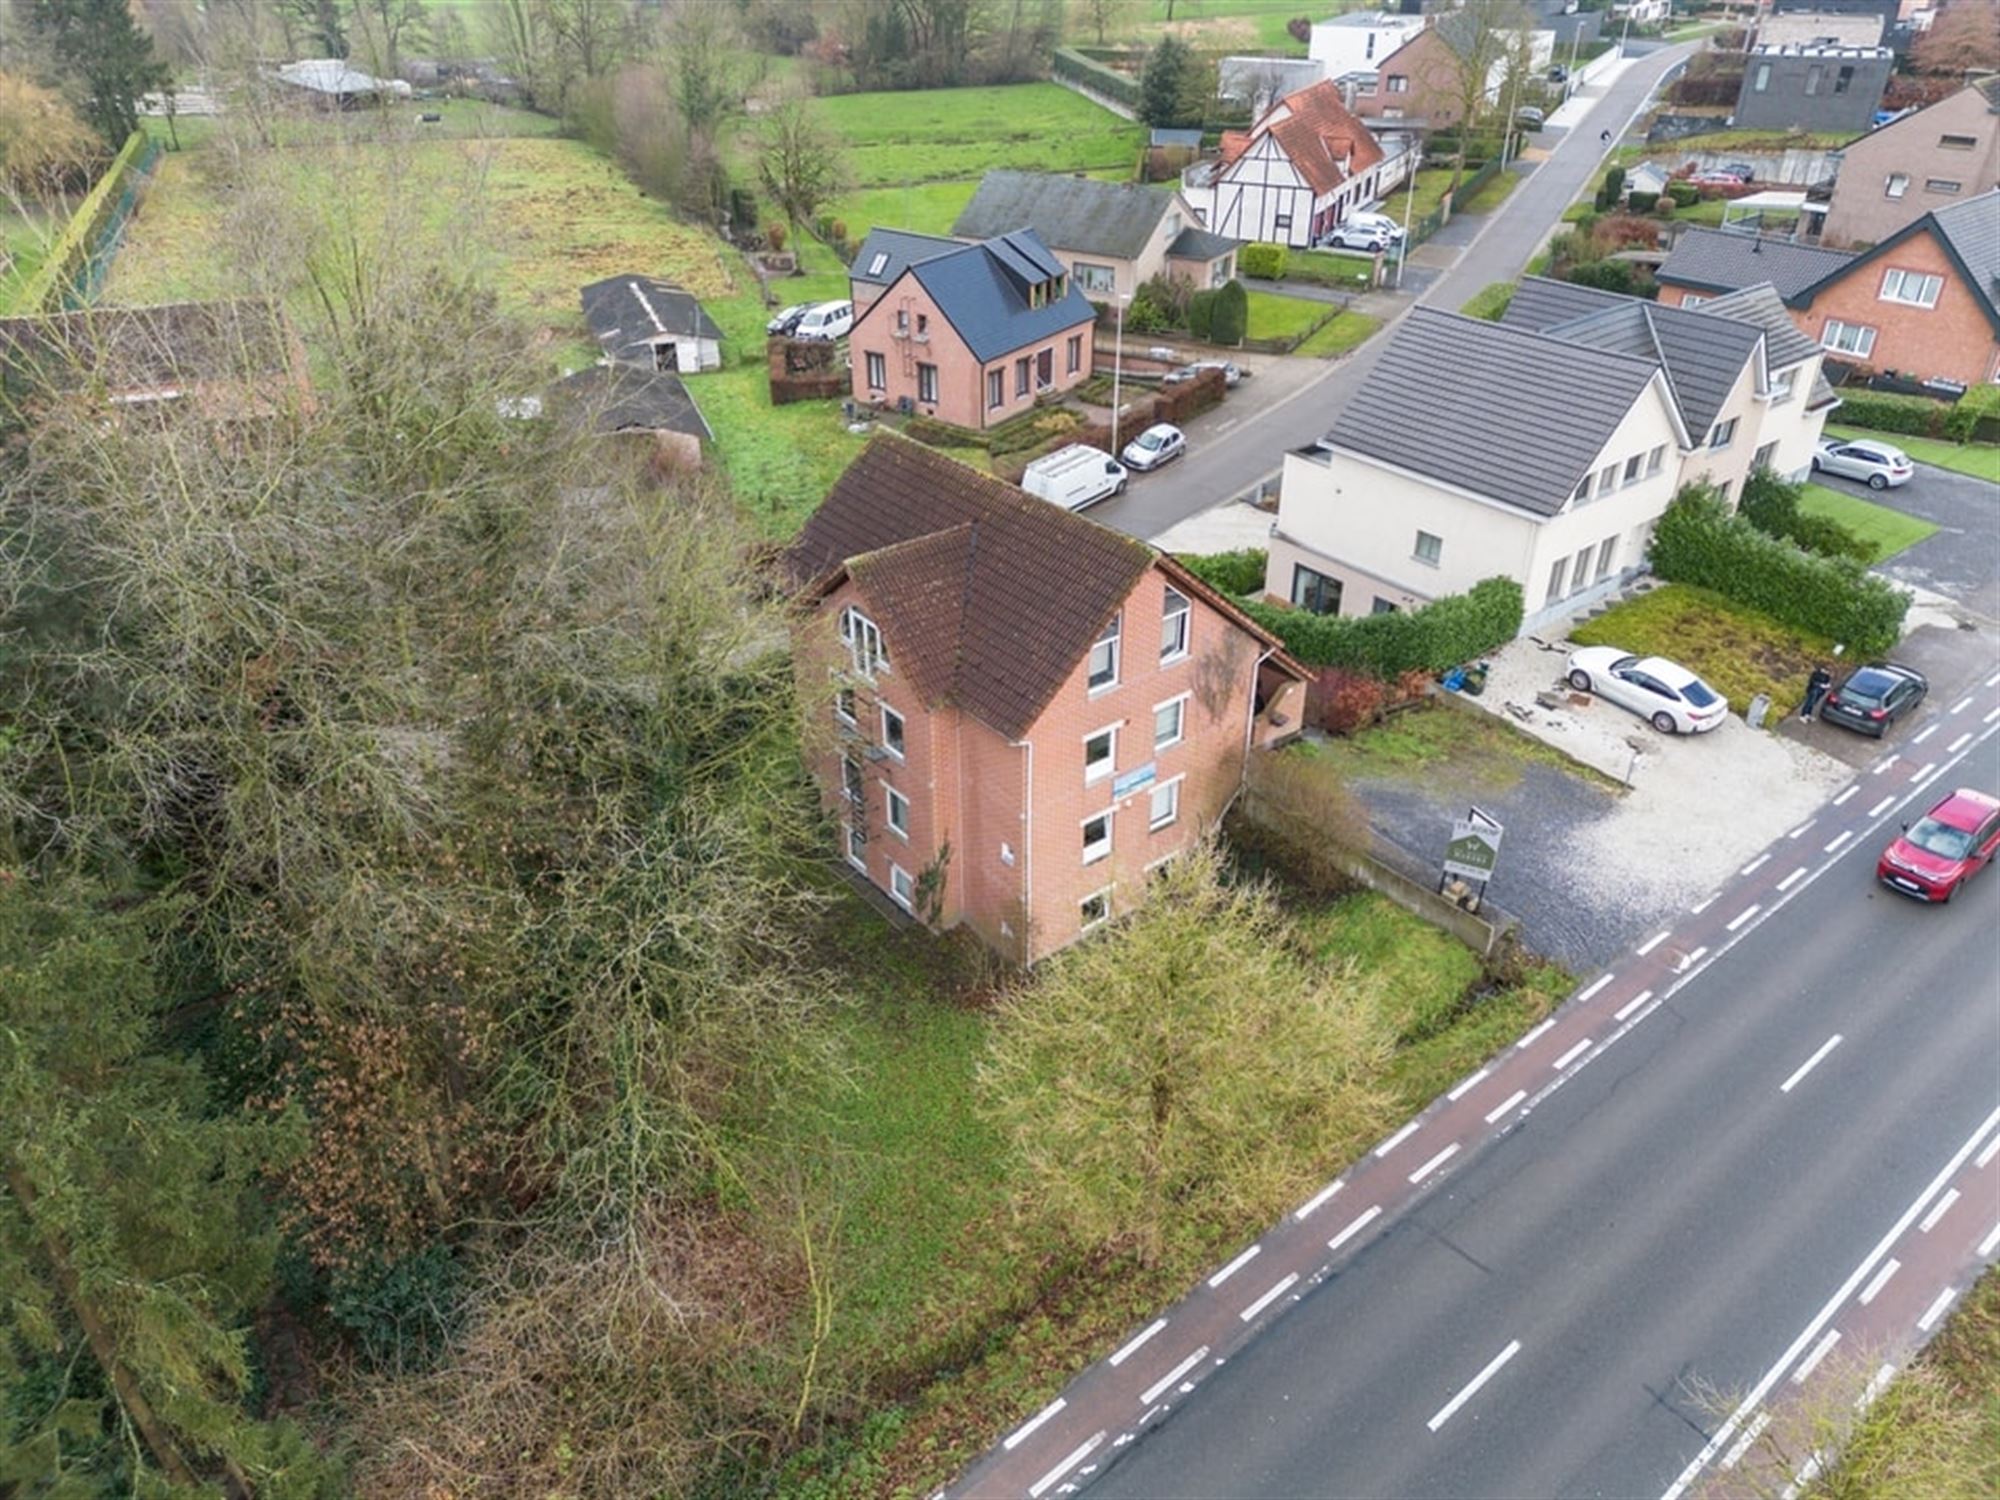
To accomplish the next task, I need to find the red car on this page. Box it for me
[1876,788,2000,903]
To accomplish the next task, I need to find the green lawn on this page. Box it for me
[1070,0,1312,53]
[1288,246,1376,289]
[830,166,1138,241]
[1798,482,1939,562]
[1824,425,2000,484]
[1244,288,1335,344]
[1570,582,1834,718]
[1460,281,1516,320]
[1457,165,1522,216]
[1292,309,1381,357]
[1301,697,1620,790]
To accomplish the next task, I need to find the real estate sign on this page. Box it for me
[1443,806,1504,883]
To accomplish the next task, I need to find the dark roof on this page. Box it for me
[1501,276,1632,331]
[1790,188,2000,332]
[1150,127,1206,148]
[0,299,298,400]
[578,275,724,366]
[1699,282,1827,384]
[788,437,1155,739]
[954,171,1188,261]
[550,364,711,440]
[1167,226,1240,262]
[891,229,1096,363]
[1327,307,1664,518]
[1655,227,1856,298]
[850,228,959,288]
[1543,299,1765,443]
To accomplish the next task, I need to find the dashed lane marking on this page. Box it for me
[1832,786,1858,806]
[1447,1067,1492,1101]
[1858,1258,1898,1306]
[1741,854,1771,876]
[1727,904,1762,932]
[1918,1288,1956,1333]
[1239,1272,1299,1323]
[1614,988,1655,1022]
[1979,1221,2000,1258]
[1872,756,1899,775]
[1576,975,1614,1004]
[1949,732,1973,753]
[1373,1120,1422,1158]
[1918,1188,1959,1234]
[1950,695,1973,714]
[1777,867,1807,892]
[1109,1320,1167,1367]
[1004,1398,1066,1451]
[1327,1204,1382,1255]
[1554,1038,1594,1071]
[1293,1181,1344,1221]
[1867,795,1897,817]
[1138,1346,1209,1407]
[1426,1340,1522,1433]
[1720,1412,1770,1470]
[1911,725,1938,745]
[1206,1245,1260,1288]
[1029,1433,1103,1499]
[1792,1329,1840,1384]
[1780,1034,1842,1094]
[1825,830,1854,854]
[1787,819,1815,839]
[1485,1089,1529,1124]
[1635,929,1672,956]
[1408,1143,1460,1184]
[1516,1018,1558,1050]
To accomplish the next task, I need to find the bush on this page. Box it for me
[1565,259,1638,295]
[1287,16,1312,43]
[1594,165,1626,211]
[1741,469,1872,562]
[765,222,787,252]
[1460,282,1516,321]
[1235,576,1525,676]
[1052,46,1141,110]
[1239,241,1289,280]
[1187,288,1217,341]
[1835,389,1953,439]
[1943,384,2000,443]
[1210,278,1248,346]
[1666,180,1700,207]
[1311,667,1389,734]
[1178,548,1267,596]
[1627,190,1660,212]
[1650,487,1908,653]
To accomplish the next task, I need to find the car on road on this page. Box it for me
[1121,423,1185,471]
[1876,787,2000,903]
[1566,646,1729,734]
[1818,661,1928,737]
[791,300,853,342]
[1323,223,1393,253]
[766,303,811,336]
[1812,437,1913,489]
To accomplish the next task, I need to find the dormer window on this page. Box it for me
[840,605,889,678]
[867,251,889,276]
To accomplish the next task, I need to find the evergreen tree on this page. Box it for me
[1139,35,1193,127]
[27,0,171,146]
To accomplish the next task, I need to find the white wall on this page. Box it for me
[1310,15,1427,79]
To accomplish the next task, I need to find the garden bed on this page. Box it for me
[1568,581,1833,717]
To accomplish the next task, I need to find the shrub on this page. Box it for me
[1650,487,1908,653]
[1594,164,1626,211]
[1565,259,1638,295]
[1187,288,1217,341]
[1210,278,1248,346]
[1666,179,1700,207]
[1052,46,1142,110]
[1835,389,1953,439]
[765,222,787,252]
[1943,383,2000,443]
[1741,469,1872,562]
[1235,576,1525,676]
[1287,16,1312,43]
[1239,241,1288,280]
[1627,190,1660,212]
[829,219,847,242]
[1177,548,1267,596]
[1595,214,1661,250]
[1460,282,1516,321]
[1311,667,1389,734]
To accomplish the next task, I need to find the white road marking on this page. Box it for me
[1980,1134,2000,1170]
[1726,904,1762,932]
[1293,1181,1344,1221]
[1635,929,1672,957]
[1239,1272,1300,1322]
[1373,1120,1422,1158]
[1447,1067,1492,1101]
[1740,854,1771,876]
[1867,795,1897,817]
[1719,1411,1770,1469]
[1979,1221,2000,1258]
[1987,705,2000,724]
[1911,724,1938,745]
[1824,830,1854,854]
[1484,1089,1528,1124]
[1791,1329,1840,1384]
[1553,1038,1593,1071]
[1690,892,1719,914]
[1676,946,1708,972]
[1910,762,1936,784]
[1950,695,1973,714]
[1786,819,1815,839]
[1516,1018,1558,1050]
[1872,756,1899,775]
[1408,1143,1461,1183]
[1918,1188,1959,1234]
[1948,732,1973,753]
[1777,867,1807,892]
[1576,975,1613,1004]
[1780,1034,1843,1094]
[1614,988,1656,1022]
[1426,1339,1522,1433]
[1206,1245,1260,1287]
[1989,670,2000,687]
[1858,1258,1900,1306]
[1917,1288,1956,1332]
[1832,786,1858,806]
[1029,1433,1104,1499]
[1005,1397,1067,1450]
[1138,1346,1209,1407]
[1326,1204,1381,1255]
[1109,1320,1167,1366]
[1855,1363,1896,1413]
[1787,1452,1825,1496]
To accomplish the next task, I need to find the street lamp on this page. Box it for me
[1395,142,1420,290]
[1618,6,1633,58]
[1110,291,1132,458]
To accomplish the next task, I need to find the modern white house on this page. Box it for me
[1308,10,1429,79]
[1264,282,1836,633]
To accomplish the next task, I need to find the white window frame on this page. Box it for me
[917,362,939,403]
[1088,612,1121,693]
[1153,693,1188,753]
[1573,471,1593,503]
[1878,268,1943,308]
[1646,444,1665,476]
[844,823,867,870]
[987,367,1006,410]
[888,862,915,910]
[841,605,889,678]
[1149,775,1183,832]
[1821,319,1877,357]
[1082,809,1113,865]
[1598,462,1618,494]
[1884,172,1909,199]
[1075,261,1117,296]
[884,784,910,840]
[1924,179,1962,195]
[1083,724,1119,785]
[1160,586,1191,664]
[834,687,857,725]
[1708,416,1738,450]
[1768,367,1797,403]
[1622,453,1643,486]
[1546,555,1568,605]
[1079,887,1112,930]
[880,703,905,760]
[1594,535,1616,581]
[1681,294,1709,308]
[842,752,864,806]
[1414,529,1443,566]
[865,350,887,391]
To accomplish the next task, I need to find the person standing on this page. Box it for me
[1802,663,1834,720]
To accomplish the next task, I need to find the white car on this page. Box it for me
[765,303,811,336]
[1163,359,1242,388]
[1121,423,1185,471]
[1323,223,1391,253]
[1565,647,1728,735]
[1346,211,1406,243]
[792,299,853,342]
[1812,437,1913,489]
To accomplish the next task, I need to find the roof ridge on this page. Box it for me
[947,519,982,711]
[1416,304,1667,375]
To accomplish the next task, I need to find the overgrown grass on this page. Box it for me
[1074,0,1312,53]
[1569,581,1834,718]
[1797,482,1939,563]
[1824,425,2000,484]
[1291,309,1382,357]
[0,199,61,313]
[1300,700,1619,790]
[830,167,1138,240]
[1460,281,1517,321]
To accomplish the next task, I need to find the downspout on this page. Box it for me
[1223,644,1279,823]
[1017,736,1034,963]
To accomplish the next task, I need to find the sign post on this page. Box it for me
[1440,806,1504,912]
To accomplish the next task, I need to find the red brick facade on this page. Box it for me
[1791,226,2000,387]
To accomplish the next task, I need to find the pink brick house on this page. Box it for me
[847,228,1096,432]
[788,437,1309,964]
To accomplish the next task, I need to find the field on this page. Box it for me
[812,83,1144,187]
[1244,287,1336,344]
[830,166,1138,241]
[1066,0,1315,53]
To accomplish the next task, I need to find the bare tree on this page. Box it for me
[347,0,429,81]
[756,89,850,230]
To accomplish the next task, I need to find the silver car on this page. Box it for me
[1566,646,1729,735]
[1812,437,1913,489]
[1120,423,1185,471]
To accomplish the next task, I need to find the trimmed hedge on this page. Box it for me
[1943,384,2000,444]
[1178,548,1267,596]
[1236,576,1525,676]
[1740,469,1872,563]
[1833,389,1953,439]
[1210,279,1248,346]
[1651,487,1908,653]
[1239,242,1288,280]
[1053,47,1140,109]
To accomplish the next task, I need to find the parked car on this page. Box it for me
[1546,64,1569,83]
[765,303,811,336]
[1164,360,1243,387]
[1324,223,1392,253]
[1565,647,1729,734]
[1344,211,1407,244]
[1020,444,1127,511]
[792,300,853,342]
[1689,167,1752,187]
[1721,161,1757,180]
[1121,423,1185,471]
[1514,106,1547,131]
[1812,437,1913,490]
[1819,661,1927,737]
[1876,787,2000,903]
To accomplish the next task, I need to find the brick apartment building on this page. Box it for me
[787,437,1309,963]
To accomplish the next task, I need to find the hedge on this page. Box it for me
[1232,576,1525,676]
[1210,279,1248,346]
[1177,548,1267,596]
[1459,282,1516,321]
[1832,389,1953,439]
[1943,384,2000,444]
[1239,242,1288,280]
[1740,469,1872,563]
[1052,47,1141,109]
[1651,487,1908,653]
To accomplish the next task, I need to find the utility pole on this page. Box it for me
[1395,142,1420,289]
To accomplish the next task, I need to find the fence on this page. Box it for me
[11,131,161,317]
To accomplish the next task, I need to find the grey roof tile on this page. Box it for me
[579,275,723,366]
[1655,227,1854,298]
[850,228,959,288]
[550,364,711,440]
[954,170,1185,261]
[1167,225,1241,261]
[1546,299,1764,443]
[1929,189,2000,321]
[1501,276,1632,331]
[903,229,1096,364]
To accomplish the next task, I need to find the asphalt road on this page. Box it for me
[1817,460,2000,625]
[1088,731,2000,1499]
[1089,41,1697,544]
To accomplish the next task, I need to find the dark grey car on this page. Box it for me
[1819,662,1928,737]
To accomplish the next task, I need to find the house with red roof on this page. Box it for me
[1180,80,1404,248]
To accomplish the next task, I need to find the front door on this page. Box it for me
[1037,348,1053,389]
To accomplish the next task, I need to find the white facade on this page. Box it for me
[1182,133,1406,248]
[1309,11,1428,78]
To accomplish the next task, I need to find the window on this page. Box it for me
[1084,726,1117,784]
[916,314,928,336]
[880,704,905,759]
[1708,416,1738,450]
[1646,445,1666,476]
[845,823,866,869]
[1880,269,1943,308]
[1154,695,1186,752]
[865,351,886,391]
[1273,213,1292,231]
[1925,178,1962,195]
[867,251,889,276]
[1821,319,1877,357]
[1079,889,1111,929]
[1546,555,1568,605]
[1212,256,1233,287]
[1571,545,1594,596]
[842,753,864,805]
[1753,62,1771,91]
[917,362,939,403]
[841,605,888,677]
[1623,453,1643,486]
[1574,471,1593,503]
[1015,357,1031,398]
[1803,64,1823,95]
[885,785,909,838]
[889,863,915,910]
[1292,564,1342,616]
[1599,463,1618,494]
[1682,294,1709,308]
[987,368,1006,410]
[1940,133,1976,150]
[1161,586,1191,662]
[1075,261,1117,296]
[895,308,908,336]
[1082,812,1112,864]
[1414,530,1443,566]
[1833,64,1853,95]
[1371,597,1399,615]
[1036,348,1053,389]
[1149,778,1181,831]
[1753,440,1778,471]
[1595,536,1617,581]
[1067,333,1083,374]
[1386,74,1408,93]
[1769,367,1797,403]
[1088,613,1120,691]
[1885,173,1909,199]
[835,687,856,725]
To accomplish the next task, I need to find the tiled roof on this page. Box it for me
[1655,227,1855,298]
[850,228,958,288]
[955,171,1184,260]
[1167,226,1240,262]
[1327,307,1663,518]
[788,437,1156,739]
[1928,189,2000,322]
[1257,80,1386,194]
[578,275,724,367]
[550,364,711,440]
[1544,299,1765,445]
[0,299,298,399]
[1699,282,1827,379]
[1501,276,1632,331]
[899,229,1096,363]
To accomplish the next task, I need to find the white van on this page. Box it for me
[1021,444,1128,511]
[793,299,854,342]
